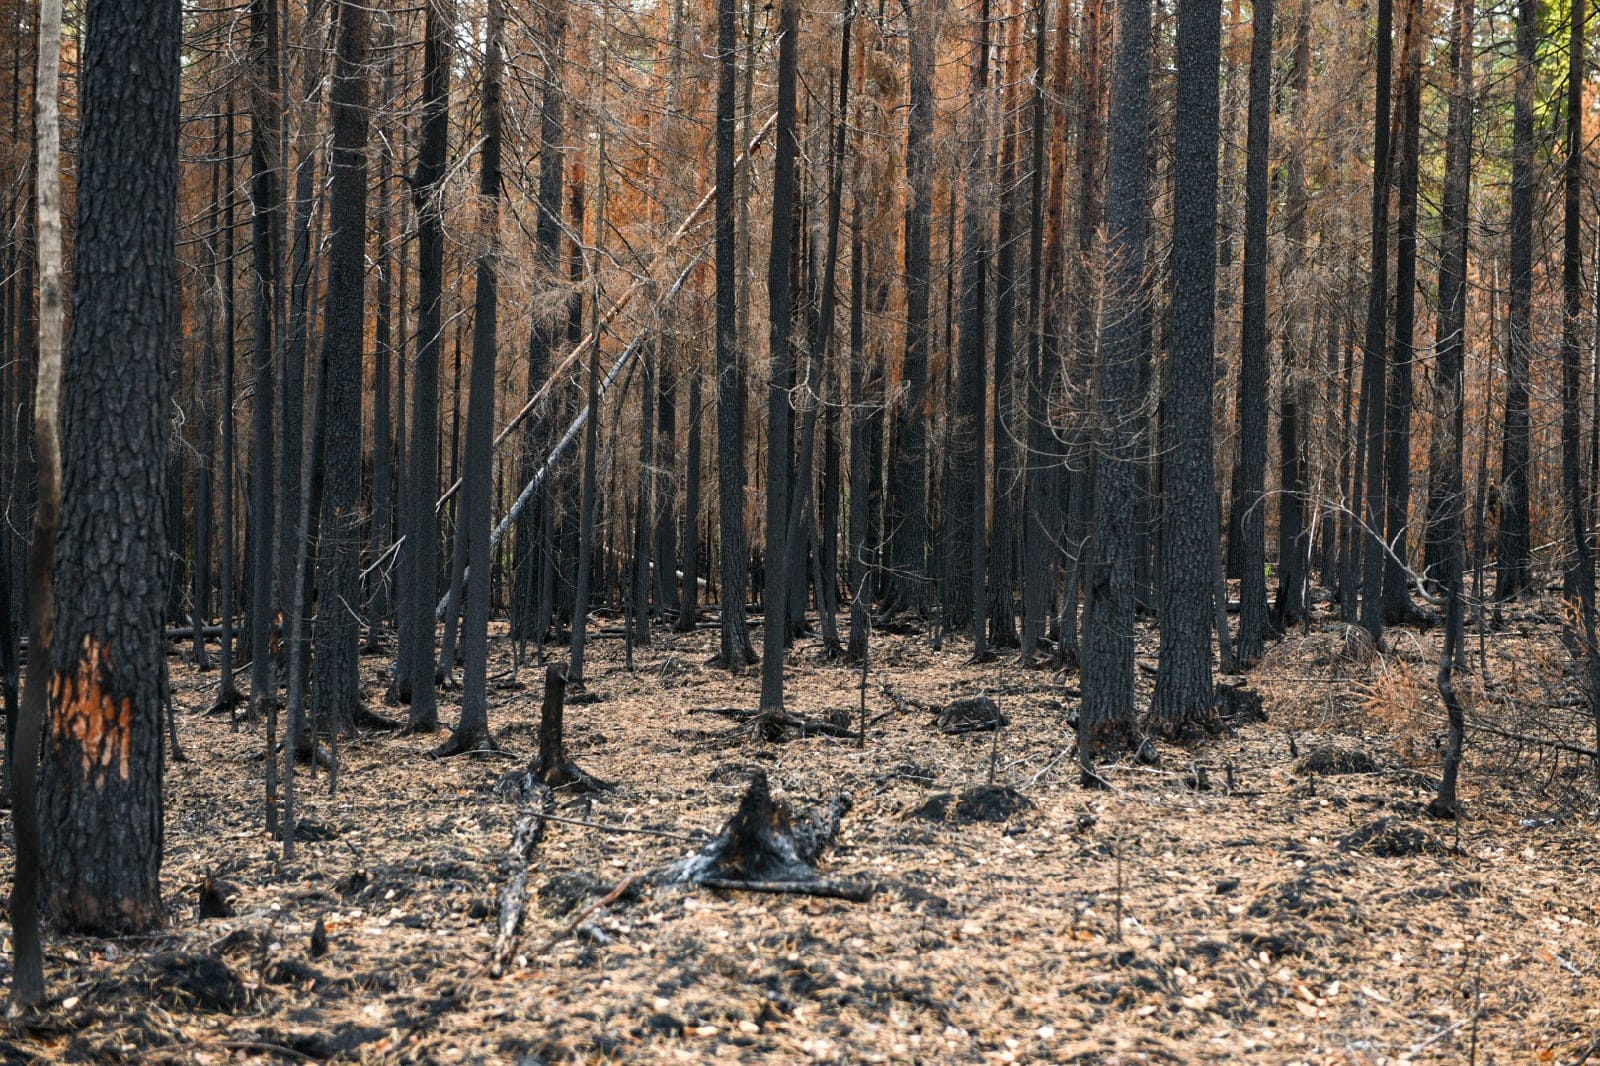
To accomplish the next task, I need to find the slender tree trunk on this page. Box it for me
[1430,0,1473,818]
[1232,0,1272,665]
[1497,0,1535,601]
[1150,0,1222,738]
[1079,0,1151,777]
[1560,0,1596,647]
[1383,30,1422,622]
[714,0,755,666]
[1357,0,1393,643]
[1273,0,1312,628]
[440,0,504,752]
[403,0,450,732]
[758,0,800,714]
[886,0,941,616]
[676,371,702,632]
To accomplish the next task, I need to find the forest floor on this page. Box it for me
[2,595,1599,1064]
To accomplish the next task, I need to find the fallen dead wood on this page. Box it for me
[694,877,875,902]
[688,705,860,742]
[1418,708,1600,759]
[489,780,555,977]
[534,872,642,955]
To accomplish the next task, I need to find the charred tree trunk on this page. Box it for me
[437,0,503,754]
[1079,0,1150,777]
[1497,0,1535,601]
[40,0,179,933]
[886,0,939,616]
[310,0,371,739]
[402,0,450,732]
[1232,0,1272,665]
[1150,0,1222,738]
[1383,36,1421,623]
[714,0,755,666]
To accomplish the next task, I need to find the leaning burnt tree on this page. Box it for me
[39,0,179,932]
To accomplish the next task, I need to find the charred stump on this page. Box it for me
[665,770,871,901]
[533,664,612,792]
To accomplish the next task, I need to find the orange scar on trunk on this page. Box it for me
[49,636,133,783]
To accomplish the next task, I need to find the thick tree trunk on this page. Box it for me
[41,0,178,933]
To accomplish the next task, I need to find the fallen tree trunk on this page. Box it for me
[489,779,556,978]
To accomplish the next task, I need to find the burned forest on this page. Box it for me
[1,0,1600,1060]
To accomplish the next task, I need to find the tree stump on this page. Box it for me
[533,664,612,792]
[665,770,870,900]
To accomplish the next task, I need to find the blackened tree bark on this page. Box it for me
[676,371,702,632]
[1079,0,1149,778]
[846,207,872,662]
[1018,0,1053,662]
[513,0,567,654]
[886,0,940,616]
[715,0,756,666]
[1232,0,1272,666]
[439,0,503,754]
[403,0,450,731]
[759,0,800,714]
[949,0,990,645]
[277,0,328,693]
[1560,0,1595,639]
[1497,0,1535,601]
[1356,0,1393,643]
[655,353,678,615]
[41,0,178,932]
[1149,0,1221,738]
[245,0,280,725]
[1273,0,1311,628]
[1430,0,1473,818]
[369,33,397,640]
[989,53,1020,652]
[1383,35,1421,623]
[311,0,371,739]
